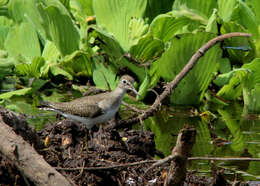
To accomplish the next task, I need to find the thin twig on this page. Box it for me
[74,161,85,179]
[122,101,145,113]
[55,160,156,171]
[188,157,260,161]
[145,154,177,174]
[113,32,252,129]
[54,156,260,172]
[146,156,260,174]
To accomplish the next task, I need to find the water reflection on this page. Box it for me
[145,104,260,181]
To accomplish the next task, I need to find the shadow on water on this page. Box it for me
[145,103,260,181]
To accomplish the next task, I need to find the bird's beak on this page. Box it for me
[129,86,140,96]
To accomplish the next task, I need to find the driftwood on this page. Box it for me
[164,126,196,186]
[113,32,252,129]
[0,106,44,150]
[0,114,72,186]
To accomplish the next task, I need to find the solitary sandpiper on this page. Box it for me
[40,75,138,129]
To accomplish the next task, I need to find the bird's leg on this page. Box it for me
[97,124,105,143]
[88,129,93,141]
[56,113,62,121]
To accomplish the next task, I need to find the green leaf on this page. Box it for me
[93,0,147,51]
[0,26,9,49]
[214,68,250,87]
[8,0,27,23]
[242,58,260,111]
[0,57,15,79]
[205,9,218,34]
[70,0,94,20]
[93,62,118,90]
[61,50,93,78]
[219,58,231,74]
[129,17,149,47]
[191,120,213,156]
[77,0,94,16]
[41,90,66,103]
[37,2,80,56]
[149,14,190,42]
[59,0,70,10]
[249,0,260,25]
[50,65,73,80]
[136,73,150,101]
[15,57,45,78]
[92,26,145,81]
[0,88,32,100]
[172,0,217,18]
[144,0,174,22]
[42,40,61,63]
[31,78,47,92]
[4,22,41,60]
[170,7,208,26]
[243,59,260,89]
[8,0,47,39]
[0,0,8,6]
[218,0,237,21]
[221,22,255,64]
[244,85,260,112]
[0,77,16,92]
[218,108,245,152]
[70,0,90,31]
[231,0,259,39]
[217,69,249,100]
[5,101,36,115]
[130,35,164,63]
[152,32,222,105]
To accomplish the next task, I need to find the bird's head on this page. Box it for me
[118,75,138,95]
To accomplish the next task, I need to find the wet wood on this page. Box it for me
[164,126,196,186]
[0,106,43,150]
[0,115,72,186]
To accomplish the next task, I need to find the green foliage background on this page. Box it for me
[0,0,260,126]
[1,0,260,180]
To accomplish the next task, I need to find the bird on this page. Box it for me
[40,75,138,129]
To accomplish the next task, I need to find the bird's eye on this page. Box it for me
[122,79,127,84]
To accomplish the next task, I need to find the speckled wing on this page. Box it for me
[42,101,103,118]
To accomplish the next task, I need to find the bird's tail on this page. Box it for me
[39,100,51,107]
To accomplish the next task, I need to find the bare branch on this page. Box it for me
[114,32,252,129]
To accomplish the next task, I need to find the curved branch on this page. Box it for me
[114,32,252,129]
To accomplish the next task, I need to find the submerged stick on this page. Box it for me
[189,157,260,161]
[114,32,252,129]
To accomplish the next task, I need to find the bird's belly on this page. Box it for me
[97,105,120,123]
[48,105,120,129]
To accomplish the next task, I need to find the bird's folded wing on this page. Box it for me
[44,102,103,118]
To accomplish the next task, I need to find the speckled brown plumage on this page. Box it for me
[40,75,138,129]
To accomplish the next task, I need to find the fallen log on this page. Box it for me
[0,115,72,186]
[0,106,43,150]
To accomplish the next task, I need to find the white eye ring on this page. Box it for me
[122,79,127,84]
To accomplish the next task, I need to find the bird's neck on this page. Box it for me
[112,86,126,100]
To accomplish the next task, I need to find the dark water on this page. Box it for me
[145,104,260,181]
